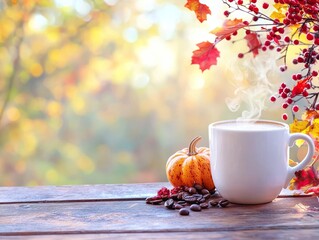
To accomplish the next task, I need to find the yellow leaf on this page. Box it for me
[308,119,319,139]
[290,119,310,133]
[290,120,311,147]
[270,11,285,22]
[273,3,287,11]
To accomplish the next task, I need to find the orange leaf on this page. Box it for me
[191,41,220,72]
[185,0,211,23]
[211,19,247,42]
[244,33,261,57]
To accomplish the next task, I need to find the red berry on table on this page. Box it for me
[238,53,244,58]
[281,83,286,88]
[224,11,230,17]
[262,2,269,9]
[312,71,318,77]
[253,16,258,21]
[270,96,276,102]
[316,104,319,110]
[238,0,243,5]
[303,91,309,97]
[245,29,251,35]
[292,105,299,112]
[281,93,288,99]
[293,39,299,45]
[282,113,288,121]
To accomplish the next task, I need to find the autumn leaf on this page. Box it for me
[308,118,319,140]
[185,0,211,23]
[244,33,261,57]
[290,119,310,133]
[290,119,311,147]
[191,41,220,72]
[290,76,312,97]
[211,19,247,42]
[292,167,319,192]
[302,109,319,121]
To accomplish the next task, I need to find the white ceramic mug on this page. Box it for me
[208,119,315,204]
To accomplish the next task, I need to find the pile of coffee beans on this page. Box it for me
[145,184,230,216]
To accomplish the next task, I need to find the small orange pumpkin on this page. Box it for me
[166,136,215,190]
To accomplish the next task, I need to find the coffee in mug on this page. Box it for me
[208,120,314,204]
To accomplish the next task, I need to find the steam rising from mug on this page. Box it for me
[225,51,281,120]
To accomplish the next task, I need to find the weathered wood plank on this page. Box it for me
[2,229,319,239]
[0,183,309,204]
[0,183,171,204]
[0,197,318,235]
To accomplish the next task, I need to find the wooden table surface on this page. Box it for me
[0,182,319,239]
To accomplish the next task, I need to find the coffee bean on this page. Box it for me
[146,196,162,204]
[199,202,209,209]
[218,199,230,208]
[190,204,201,211]
[182,192,190,199]
[209,200,219,207]
[201,189,210,195]
[177,200,187,206]
[203,194,211,200]
[174,203,183,209]
[170,193,178,200]
[184,196,197,203]
[177,192,183,200]
[192,193,202,198]
[198,197,206,203]
[179,208,190,216]
[188,187,197,194]
[149,199,163,205]
[183,186,189,192]
[164,199,175,209]
[194,184,203,191]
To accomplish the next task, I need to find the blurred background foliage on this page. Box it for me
[0,0,284,186]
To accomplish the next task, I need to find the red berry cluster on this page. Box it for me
[221,0,319,121]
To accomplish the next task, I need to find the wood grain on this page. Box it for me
[0,196,318,236]
[2,229,319,240]
[0,183,308,204]
[0,182,171,204]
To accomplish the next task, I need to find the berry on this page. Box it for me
[270,96,276,102]
[282,103,289,109]
[292,105,299,112]
[303,91,309,97]
[282,113,288,121]
[287,98,293,104]
[238,53,244,58]
[224,11,230,17]
[293,39,299,45]
[312,71,318,77]
[307,33,314,41]
[316,104,319,110]
[262,2,269,9]
[284,36,290,42]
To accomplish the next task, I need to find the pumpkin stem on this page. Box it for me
[188,136,202,156]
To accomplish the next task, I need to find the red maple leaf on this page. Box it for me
[211,19,248,42]
[293,166,319,191]
[185,0,211,23]
[244,33,261,57]
[191,41,220,72]
[291,76,312,97]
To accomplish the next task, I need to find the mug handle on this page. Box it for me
[284,133,315,188]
